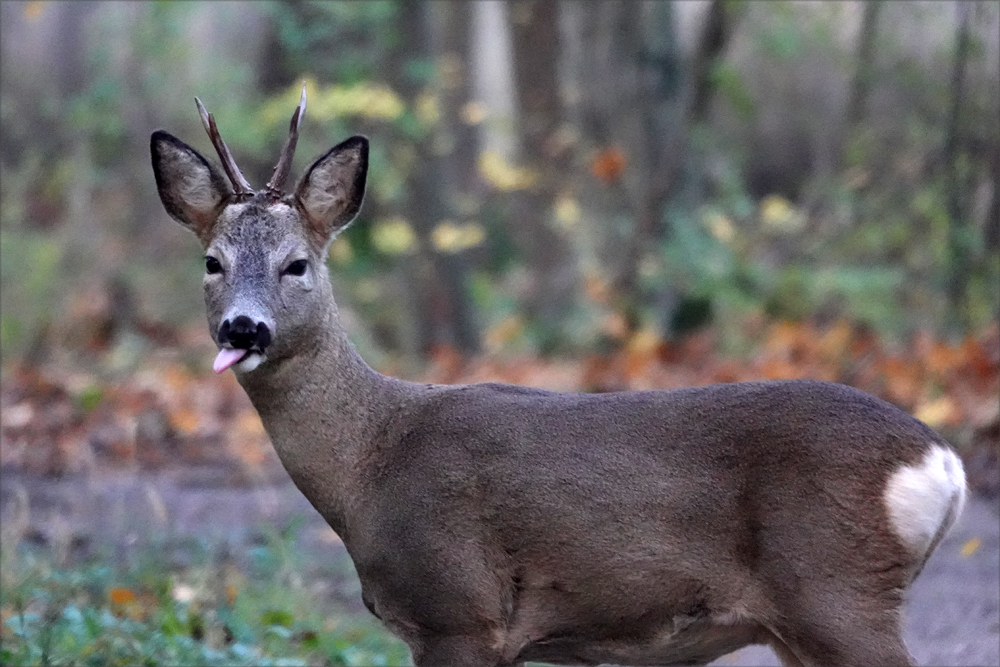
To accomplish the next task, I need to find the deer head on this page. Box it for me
[150,87,368,374]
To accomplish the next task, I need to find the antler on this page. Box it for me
[195,97,255,199]
[265,84,308,195]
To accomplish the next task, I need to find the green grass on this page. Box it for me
[0,520,410,667]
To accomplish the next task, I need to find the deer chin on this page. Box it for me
[213,347,266,374]
[235,352,266,373]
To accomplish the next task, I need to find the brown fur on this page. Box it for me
[151,112,964,666]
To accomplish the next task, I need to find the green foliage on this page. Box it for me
[710,62,756,120]
[0,229,64,359]
[0,524,410,667]
[756,3,803,61]
[266,1,401,85]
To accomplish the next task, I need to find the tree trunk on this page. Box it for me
[394,2,480,355]
[686,0,737,127]
[945,1,973,334]
[508,0,577,348]
[845,1,883,134]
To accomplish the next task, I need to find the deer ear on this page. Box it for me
[294,135,368,249]
[151,130,232,239]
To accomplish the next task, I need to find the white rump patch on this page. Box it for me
[884,445,966,556]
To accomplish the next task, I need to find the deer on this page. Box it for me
[150,88,967,667]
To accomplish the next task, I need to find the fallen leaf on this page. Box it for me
[109,587,136,605]
[961,538,981,558]
[590,147,626,184]
[913,397,957,428]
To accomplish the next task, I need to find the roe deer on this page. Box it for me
[151,89,966,667]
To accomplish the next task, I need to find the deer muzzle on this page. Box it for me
[214,315,273,374]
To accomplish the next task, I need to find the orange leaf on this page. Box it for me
[109,587,136,605]
[590,147,626,183]
[817,319,852,362]
[961,537,981,557]
[163,363,196,393]
[169,406,201,436]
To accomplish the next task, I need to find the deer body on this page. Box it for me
[152,93,966,666]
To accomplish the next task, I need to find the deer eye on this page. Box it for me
[205,256,223,274]
[283,259,308,277]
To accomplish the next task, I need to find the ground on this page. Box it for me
[2,468,996,667]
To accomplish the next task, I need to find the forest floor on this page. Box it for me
[1,319,997,664]
[1,467,996,667]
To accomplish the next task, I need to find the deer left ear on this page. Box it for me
[294,135,368,250]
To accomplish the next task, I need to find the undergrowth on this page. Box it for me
[0,518,410,667]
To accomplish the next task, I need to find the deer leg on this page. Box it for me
[774,611,913,667]
[766,633,805,667]
[411,633,508,667]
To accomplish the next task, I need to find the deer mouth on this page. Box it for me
[213,347,265,374]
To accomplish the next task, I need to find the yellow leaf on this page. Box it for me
[626,326,661,357]
[431,221,485,254]
[554,195,581,230]
[913,397,956,428]
[760,195,804,232]
[372,217,418,255]
[329,237,354,265]
[262,79,404,125]
[961,537,981,557]
[478,152,537,191]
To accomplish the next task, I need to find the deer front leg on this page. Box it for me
[410,632,515,667]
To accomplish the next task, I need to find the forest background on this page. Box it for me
[0,2,998,666]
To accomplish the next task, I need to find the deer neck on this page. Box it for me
[235,302,410,537]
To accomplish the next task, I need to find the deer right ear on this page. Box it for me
[150,130,233,238]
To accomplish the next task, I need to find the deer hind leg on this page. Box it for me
[769,604,914,667]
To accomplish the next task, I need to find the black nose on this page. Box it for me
[219,316,272,351]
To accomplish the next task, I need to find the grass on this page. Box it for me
[0,515,410,666]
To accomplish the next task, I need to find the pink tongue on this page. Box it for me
[213,348,248,374]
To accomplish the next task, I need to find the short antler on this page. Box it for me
[195,97,255,199]
[265,84,308,195]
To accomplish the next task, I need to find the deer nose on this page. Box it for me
[219,315,272,351]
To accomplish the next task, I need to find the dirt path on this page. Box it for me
[2,470,997,666]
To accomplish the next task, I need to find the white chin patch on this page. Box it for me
[234,352,265,373]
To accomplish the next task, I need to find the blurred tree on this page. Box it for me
[508,0,577,349]
[844,1,883,140]
[561,0,742,340]
[1,0,997,366]
[945,0,973,334]
[391,1,480,354]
